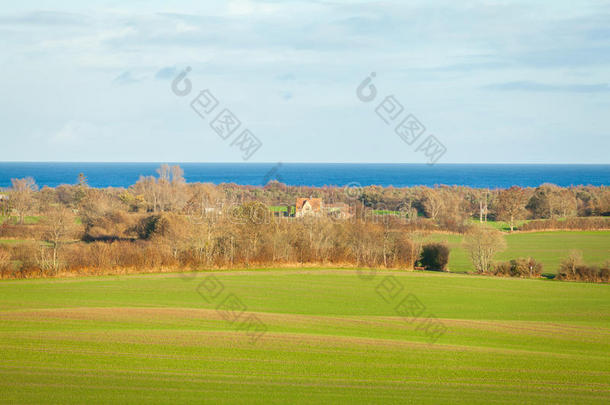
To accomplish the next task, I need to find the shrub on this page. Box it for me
[134,215,164,240]
[493,261,512,276]
[557,251,583,280]
[83,210,139,241]
[419,242,450,271]
[393,234,419,269]
[521,217,610,231]
[599,264,610,283]
[493,258,543,278]
[509,258,543,278]
[8,242,41,277]
[0,248,12,275]
[557,253,609,283]
[575,265,598,282]
[0,223,46,239]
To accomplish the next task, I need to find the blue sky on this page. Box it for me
[0,0,609,163]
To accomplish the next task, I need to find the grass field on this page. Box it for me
[0,216,41,225]
[0,270,608,404]
[0,239,30,246]
[424,230,610,273]
[468,219,531,231]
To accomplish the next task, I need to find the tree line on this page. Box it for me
[0,165,608,280]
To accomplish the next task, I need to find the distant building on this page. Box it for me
[324,203,353,219]
[295,197,322,217]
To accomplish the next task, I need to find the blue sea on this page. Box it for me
[0,163,608,189]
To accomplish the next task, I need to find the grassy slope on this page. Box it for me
[0,270,608,404]
[425,230,610,273]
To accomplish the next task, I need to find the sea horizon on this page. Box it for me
[1,162,608,189]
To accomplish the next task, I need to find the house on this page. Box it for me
[324,203,353,219]
[295,197,322,217]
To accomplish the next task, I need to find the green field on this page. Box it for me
[0,215,41,225]
[468,219,531,231]
[0,270,608,404]
[0,239,30,246]
[424,230,610,273]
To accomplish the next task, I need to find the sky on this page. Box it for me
[0,0,609,164]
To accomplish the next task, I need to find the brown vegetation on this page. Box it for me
[0,166,608,280]
[556,251,610,283]
[520,217,610,231]
[494,258,543,278]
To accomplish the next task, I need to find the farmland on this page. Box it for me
[423,230,610,273]
[0,270,608,404]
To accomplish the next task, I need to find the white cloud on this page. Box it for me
[1,0,609,163]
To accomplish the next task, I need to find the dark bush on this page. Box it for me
[419,242,450,271]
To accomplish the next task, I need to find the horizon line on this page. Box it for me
[1,161,609,166]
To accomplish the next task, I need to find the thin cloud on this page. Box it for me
[0,11,87,26]
[280,91,293,100]
[155,66,177,80]
[112,71,140,85]
[484,81,610,93]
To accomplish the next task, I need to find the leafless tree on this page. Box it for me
[554,189,577,218]
[155,164,187,212]
[462,226,507,273]
[40,206,79,274]
[475,189,490,223]
[422,188,443,221]
[496,186,529,231]
[558,250,583,280]
[10,177,38,224]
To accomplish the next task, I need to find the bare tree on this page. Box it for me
[186,183,222,218]
[41,206,79,274]
[496,186,529,231]
[133,176,160,212]
[185,183,224,265]
[436,187,470,229]
[398,197,418,222]
[476,189,490,223]
[422,188,443,221]
[555,189,577,218]
[153,164,187,212]
[462,226,507,273]
[527,184,576,219]
[558,250,583,280]
[10,177,38,224]
[0,193,9,223]
[169,165,187,211]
